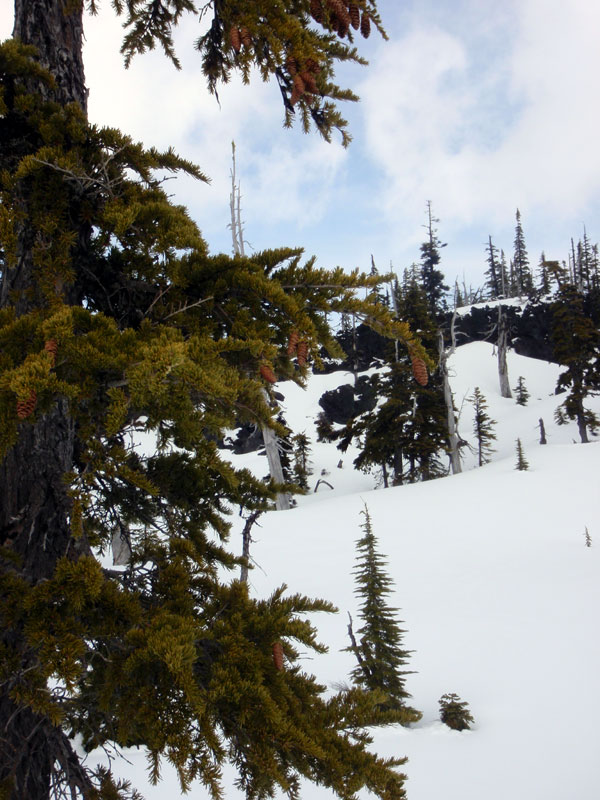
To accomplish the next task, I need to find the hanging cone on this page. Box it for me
[260,364,277,384]
[360,11,371,38]
[272,641,284,670]
[44,338,58,366]
[348,3,360,29]
[17,389,37,420]
[229,27,241,52]
[239,27,252,48]
[305,57,320,74]
[310,0,324,23]
[300,71,319,94]
[287,330,300,356]
[285,55,298,75]
[296,340,308,367]
[411,355,428,387]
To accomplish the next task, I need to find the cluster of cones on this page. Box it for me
[310,0,371,39]
[286,57,321,106]
[229,26,252,53]
[16,340,58,420]
[259,332,309,385]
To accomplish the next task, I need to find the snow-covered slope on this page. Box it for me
[112,343,600,800]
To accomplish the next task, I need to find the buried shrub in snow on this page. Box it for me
[439,693,474,731]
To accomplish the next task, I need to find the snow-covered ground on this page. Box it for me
[108,342,600,799]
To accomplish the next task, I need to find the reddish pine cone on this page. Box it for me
[260,364,277,384]
[296,340,308,367]
[348,3,360,29]
[300,71,319,94]
[285,56,298,75]
[310,0,324,23]
[287,330,300,356]
[411,356,428,386]
[239,27,252,48]
[272,641,284,670]
[360,11,371,38]
[17,389,37,420]
[229,27,241,52]
[44,338,58,365]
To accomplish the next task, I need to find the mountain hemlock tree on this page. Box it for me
[420,201,449,321]
[346,506,421,725]
[515,438,529,471]
[485,235,501,300]
[470,387,497,466]
[292,431,313,491]
[0,2,423,798]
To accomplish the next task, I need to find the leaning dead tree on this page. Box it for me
[229,142,290,510]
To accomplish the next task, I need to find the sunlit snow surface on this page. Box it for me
[104,342,600,799]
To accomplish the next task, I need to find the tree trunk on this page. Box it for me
[497,307,512,399]
[438,328,462,475]
[1,3,89,797]
[13,0,88,110]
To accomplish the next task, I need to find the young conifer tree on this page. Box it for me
[470,387,497,466]
[515,437,529,471]
[347,506,421,725]
[0,2,422,797]
[514,376,530,406]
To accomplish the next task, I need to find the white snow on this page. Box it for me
[105,342,600,799]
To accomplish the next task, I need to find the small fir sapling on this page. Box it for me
[584,527,592,547]
[346,505,421,725]
[514,376,530,406]
[439,693,474,731]
[292,431,313,491]
[515,438,529,471]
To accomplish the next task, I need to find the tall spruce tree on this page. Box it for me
[347,506,421,725]
[484,235,501,299]
[0,3,418,799]
[420,201,449,320]
[513,208,533,296]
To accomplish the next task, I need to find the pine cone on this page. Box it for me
[337,16,349,37]
[300,71,319,94]
[296,340,308,367]
[259,364,277,384]
[348,3,360,29]
[272,641,284,670]
[239,27,252,48]
[411,355,428,386]
[285,55,298,76]
[329,0,350,25]
[310,0,324,23]
[287,330,300,356]
[44,338,58,366]
[305,58,320,74]
[17,389,37,420]
[360,11,371,38]
[229,26,241,52]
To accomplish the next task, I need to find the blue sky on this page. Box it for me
[3,0,599,294]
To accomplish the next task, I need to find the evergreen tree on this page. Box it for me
[513,208,533,296]
[515,438,529,470]
[470,387,497,466]
[484,235,501,299]
[439,693,474,731]
[514,376,529,406]
[536,252,552,295]
[347,506,421,725]
[292,431,313,491]
[550,283,600,443]
[0,4,415,798]
[419,201,449,320]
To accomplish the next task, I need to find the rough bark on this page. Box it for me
[1,3,89,798]
[13,0,88,111]
[497,306,512,399]
[438,324,462,475]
